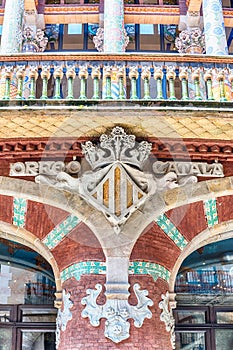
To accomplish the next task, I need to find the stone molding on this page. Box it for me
[1,53,233,63]
[1,138,233,163]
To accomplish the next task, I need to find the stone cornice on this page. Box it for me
[1,137,233,162]
[1,52,233,64]
[44,5,99,14]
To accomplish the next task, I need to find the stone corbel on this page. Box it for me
[81,257,153,343]
[159,291,176,350]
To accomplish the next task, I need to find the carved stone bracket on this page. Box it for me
[159,291,176,350]
[56,290,73,349]
[81,283,153,343]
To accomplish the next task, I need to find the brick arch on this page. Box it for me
[0,176,111,256]
[127,176,233,250]
[0,220,62,294]
[130,177,233,294]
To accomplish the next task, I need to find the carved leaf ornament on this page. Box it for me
[81,283,153,343]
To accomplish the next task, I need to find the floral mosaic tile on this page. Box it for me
[204,199,218,227]
[60,261,170,283]
[12,197,27,228]
[43,214,80,250]
[155,214,188,250]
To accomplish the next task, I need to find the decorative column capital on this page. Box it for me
[78,66,88,80]
[154,67,163,80]
[175,28,205,54]
[66,67,76,80]
[91,67,101,80]
[129,67,139,80]
[53,66,64,80]
[16,66,26,80]
[41,66,51,80]
[22,27,48,52]
[141,67,151,80]
[179,67,188,80]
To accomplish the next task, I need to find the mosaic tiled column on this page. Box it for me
[104,0,125,52]
[1,0,24,53]
[202,0,228,55]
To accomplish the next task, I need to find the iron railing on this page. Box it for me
[175,269,233,295]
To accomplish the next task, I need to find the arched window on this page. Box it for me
[0,238,57,350]
[174,238,233,350]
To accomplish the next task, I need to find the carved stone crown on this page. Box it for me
[82,127,152,170]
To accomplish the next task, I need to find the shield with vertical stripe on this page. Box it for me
[83,162,147,232]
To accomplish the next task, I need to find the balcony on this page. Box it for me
[0,52,232,107]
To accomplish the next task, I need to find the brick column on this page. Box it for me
[1,0,24,53]
[203,0,228,55]
[104,0,125,52]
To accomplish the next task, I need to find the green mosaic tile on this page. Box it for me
[12,197,27,228]
[129,262,170,282]
[204,199,218,227]
[61,261,106,283]
[155,214,188,250]
[43,214,80,250]
[60,261,170,283]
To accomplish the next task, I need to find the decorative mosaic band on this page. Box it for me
[60,261,170,283]
[12,197,27,228]
[129,261,170,282]
[204,199,219,227]
[155,214,188,250]
[43,214,80,250]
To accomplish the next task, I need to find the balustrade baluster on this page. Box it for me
[28,67,38,100]
[103,67,112,99]
[192,69,202,101]
[91,67,101,100]
[204,70,214,101]
[66,67,76,100]
[2,67,13,100]
[79,66,88,100]
[16,67,25,100]
[167,67,176,100]
[40,66,51,100]
[141,67,151,100]
[217,70,227,102]
[154,67,163,100]
[179,68,189,100]
[53,67,63,100]
[116,67,125,100]
[229,70,233,97]
[129,67,139,100]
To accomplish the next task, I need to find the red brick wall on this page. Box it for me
[52,231,105,271]
[59,275,172,350]
[131,223,180,270]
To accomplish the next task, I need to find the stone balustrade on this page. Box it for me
[0,54,233,102]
